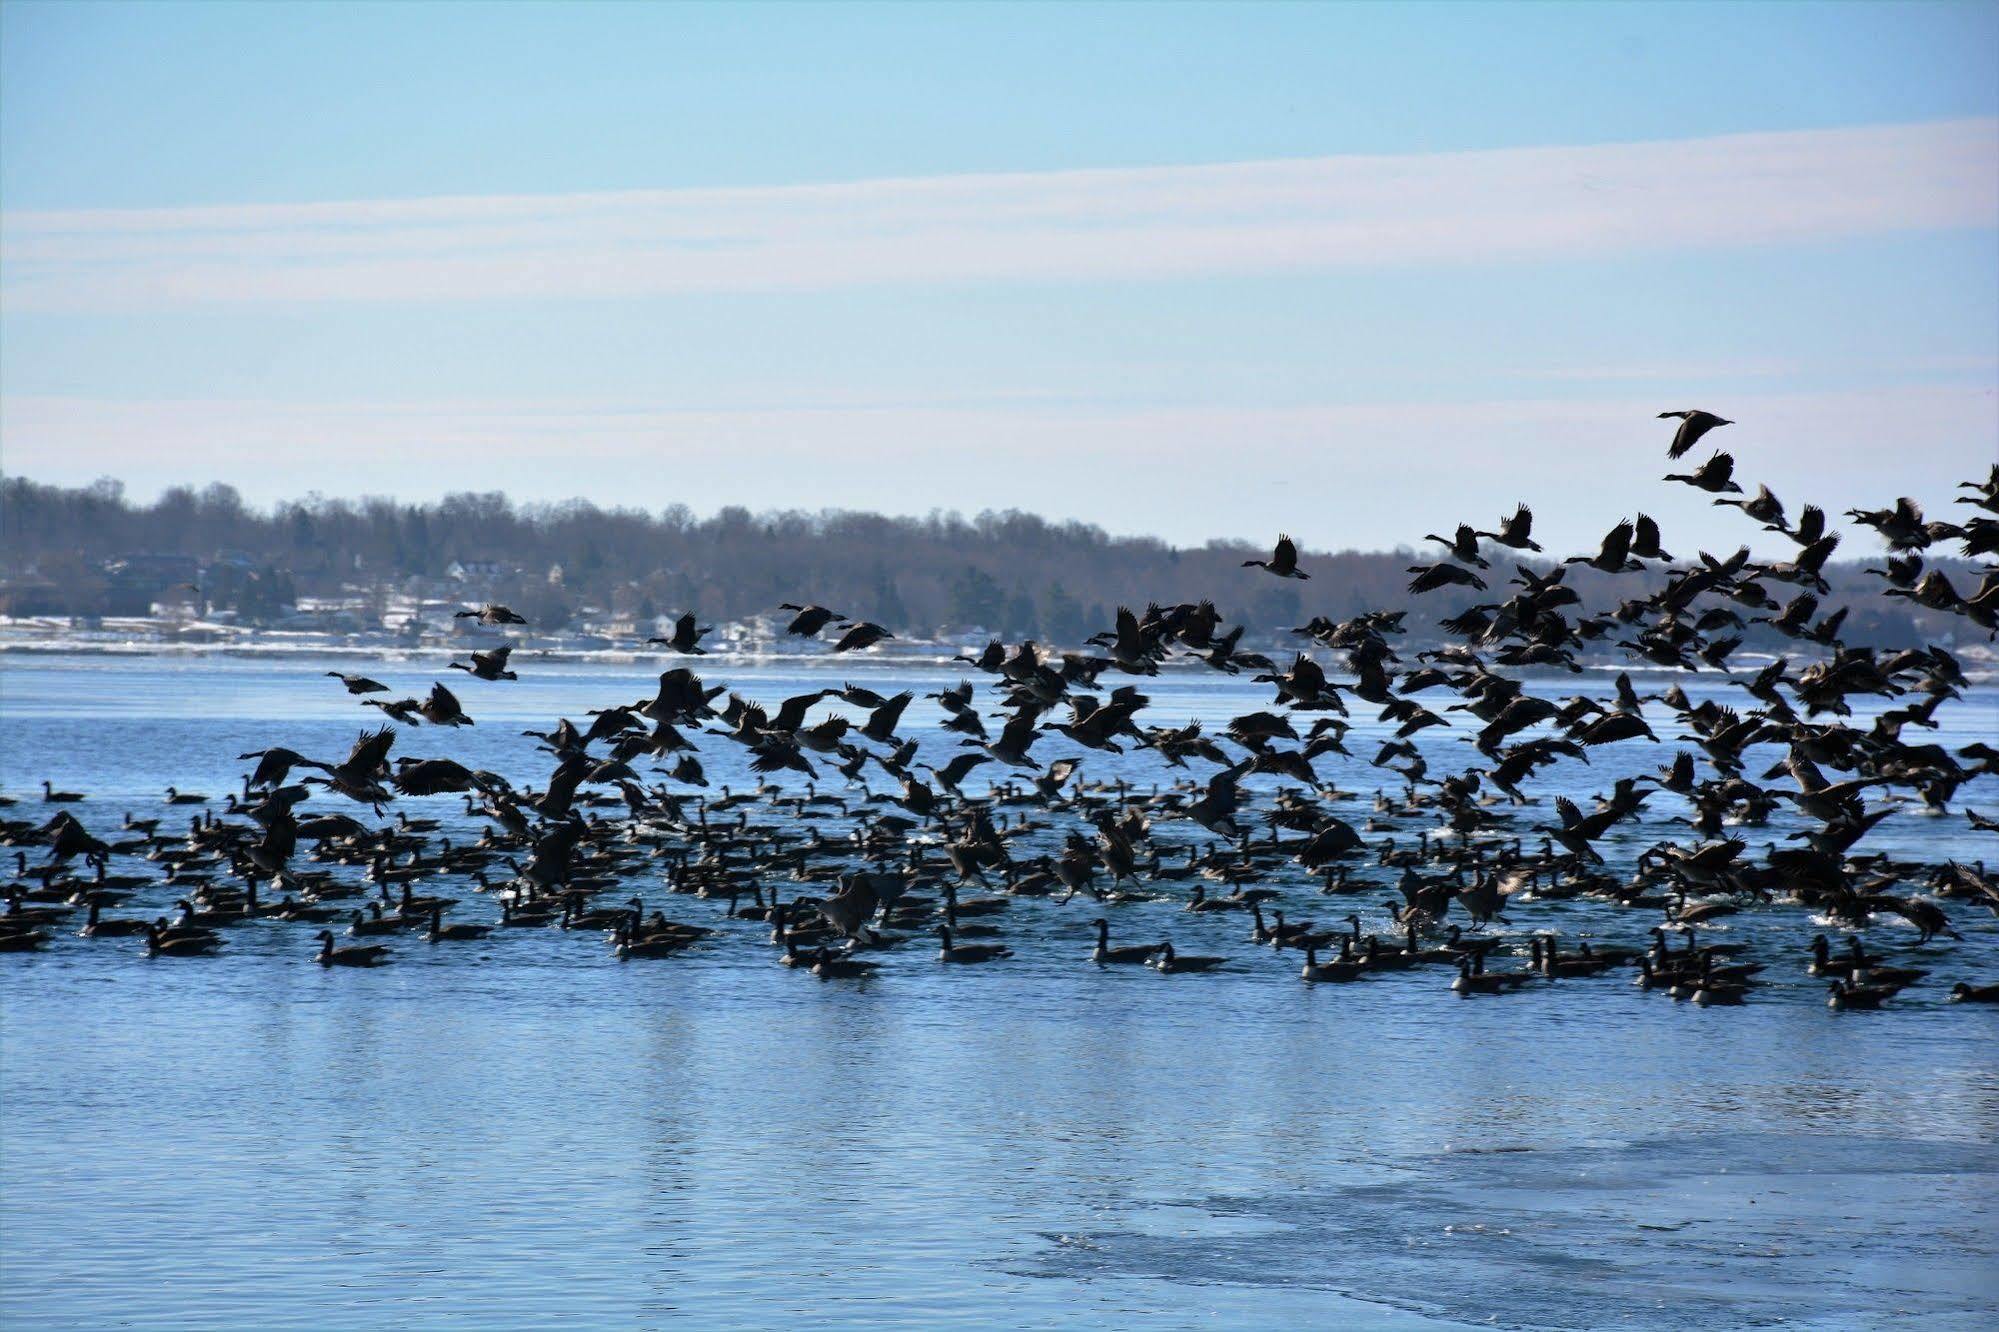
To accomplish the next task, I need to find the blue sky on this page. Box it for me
[2,1,1995,554]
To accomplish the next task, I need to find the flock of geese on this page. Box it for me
[4,415,1998,1013]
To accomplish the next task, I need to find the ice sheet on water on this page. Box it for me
[1019,1133,1999,1330]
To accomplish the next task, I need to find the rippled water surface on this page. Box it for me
[3,652,1997,1329]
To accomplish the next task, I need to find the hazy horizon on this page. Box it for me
[12,456,1996,564]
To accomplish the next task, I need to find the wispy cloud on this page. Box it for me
[4,120,1994,311]
[1515,352,1999,384]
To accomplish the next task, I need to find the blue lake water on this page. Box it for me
[2,651,1996,1329]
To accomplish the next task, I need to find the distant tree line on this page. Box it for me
[0,476,1964,648]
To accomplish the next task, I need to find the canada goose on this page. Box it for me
[1474,503,1543,553]
[1089,919,1159,965]
[831,622,894,653]
[1250,904,1320,948]
[1692,981,1749,1007]
[274,898,344,924]
[41,781,84,803]
[1300,941,1364,983]
[648,613,712,656]
[146,923,221,957]
[175,897,243,929]
[811,947,878,979]
[1242,534,1309,579]
[455,604,527,626]
[1152,941,1225,974]
[364,697,424,725]
[326,671,389,694]
[164,786,208,805]
[556,897,629,932]
[1359,936,1417,971]
[1407,562,1486,595]
[348,906,401,937]
[449,646,518,681]
[395,882,455,919]
[1399,924,1464,966]
[1532,937,1616,979]
[777,916,838,949]
[1828,978,1897,1011]
[500,899,557,928]
[613,925,691,959]
[1452,955,1532,995]
[1808,934,1882,977]
[936,925,1010,963]
[1658,408,1731,460]
[777,604,849,638]
[418,681,474,727]
[942,903,1001,940]
[315,931,390,967]
[1848,965,1929,991]
[302,726,397,808]
[80,901,150,937]
[6,895,72,927]
[1424,524,1490,569]
[1663,451,1743,495]
[1949,982,1999,1003]
[1185,884,1246,913]
[619,899,713,947]
[427,907,491,943]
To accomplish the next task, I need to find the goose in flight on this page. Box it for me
[455,604,527,626]
[1664,451,1743,495]
[1630,513,1673,562]
[859,691,914,744]
[364,696,424,725]
[1565,521,1642,574]
[965,711,1043,770]
[418,682,473,727]
[1761,530,1840,594]
[1198,624,1272,675]
[1424,525,1490,569]
[649,613,712,655]
[392,757,481,796]
[1658,409,1731,459]
[449,645,518,681]
[326,672,388,695]
[1474,504,1542,553]
[239,746,314,789]
[955,640,1005,671]
[1407,563,1487,594]
[832,622,894,653]
[1714,483,1786,531]
[925,753,989,795]
[777,603,849,637]
[1846,497,1930,551]
[1251,655,1345,712]
[1242,534,1309,579]
[304,727,396,808]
